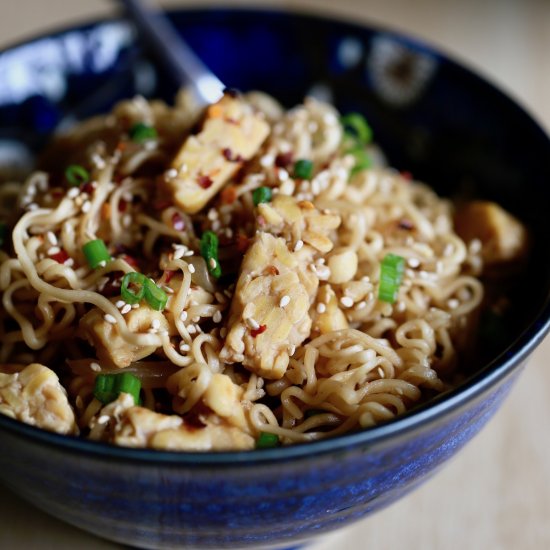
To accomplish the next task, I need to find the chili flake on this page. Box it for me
[275,151,293,168]
[50,249,70,264]
[250,324,267,337]
[220,185,238,205]
[197,175,214,189]
[222,148,243,162]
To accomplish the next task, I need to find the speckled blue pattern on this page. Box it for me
[0,9,549,550]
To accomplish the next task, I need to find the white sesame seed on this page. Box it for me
[122,214,132,227]
[151,319,161,330]
[121,304,132,315]
[340,296,354,308]
[260,154,274,167]
[469,238,482,254]
[46,232,57,245]
[115,300,125,309]
[165,168,178,179]
[65,258,74,267]
[279,295,291,308]
[447,298,460,309]
[246,317,260,330]
[148,328,158,334]
[207,209,219,221]
[92,153,106,169]
[377,367,385,378]
[314,265,331,280]
[293,240,304,252]
[67,187,80,199]
[192,316,200,323]
[179,342,190,352]
[187,324,196,334]
[173,247,185,260]
[396,301,406,312]
[122,191,133,203]
[48,246,61,255]
[407,257,420,268]
[98,260,107,268]
[188,264,196,274]
[97,415,110,425]
[278,168,289,182]
[27,203,38,211]
[316,302,326,314]
[209,258,217,269]
[132,303,139,309]
[179,311,188,322]
[104,313,117,324]
[213,311,222,323]
[356,301,367,310]
[90,362,101,372]
[163,286,174,294]
[215,292,227,303]
[185,250,194,257]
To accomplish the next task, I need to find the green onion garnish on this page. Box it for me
[347,145,372,176]
[144,279,168,311]
[121,272,148,305]
[130,123,157,143]
[341,113,373,145]
[93,372,141,405]
[200,231,222,278]
[256,431,279,449]
[82,239,111,269]
[293,159,313,180]
[120,272,168,310]
[378,253,406,303]
[252,186,273,206]
[0,223,7,248]
[65,164,90,187]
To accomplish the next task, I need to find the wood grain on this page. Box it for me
[0,1,549,549]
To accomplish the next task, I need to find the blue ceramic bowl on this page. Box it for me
[0,8,549,550]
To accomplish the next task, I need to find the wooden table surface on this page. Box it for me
[0,1,549,549]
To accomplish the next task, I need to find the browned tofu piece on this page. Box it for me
[220,232,318,379]
[79,304,169,369]
[0,363,77,435]
[454,200,528,266]
[163,94,270,214]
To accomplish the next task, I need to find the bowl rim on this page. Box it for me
[1,6,549,466]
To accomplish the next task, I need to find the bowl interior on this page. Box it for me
[0,7,549,458]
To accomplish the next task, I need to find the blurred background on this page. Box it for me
[0,1,549,549]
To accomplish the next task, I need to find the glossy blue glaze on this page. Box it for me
[0,8,549,550]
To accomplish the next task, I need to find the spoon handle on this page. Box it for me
[116,0,225,105]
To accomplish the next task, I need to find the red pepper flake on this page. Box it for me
[118,199,128,212]
[275,152,293,168]
[224,117,239,125]
[171,212,185,231]
[50,249,70,264]
[250,324,267,338]
[400,171,412,181]
[235,233,250,253]
[153,199,172,211]
[51,189,64,199]
[222,148,243,163]
[197,175,213,189]
[81,182,96,195]
[220,185,238,205]
[163,270,176,284]
[122,255,139,269]
[398,219,414,230]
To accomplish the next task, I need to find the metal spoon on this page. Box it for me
[116,0,225,106]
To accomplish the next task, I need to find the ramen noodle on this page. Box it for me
[0,91,528,450]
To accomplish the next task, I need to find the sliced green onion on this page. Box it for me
[293,159,313,180]
[200,231,222,278]
[121,272,147,304]
[378,253,406,303]
[93,372,141,405]
[144,280,168,311]
[341,113,373,145]
[0,223,7,248]
[347,145,372,176]
[252,186,272,206]
[82,239,111,269]
[65,164,90,187]
[130,123,157,142]
[256,431,279,449]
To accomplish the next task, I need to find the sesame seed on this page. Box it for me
[104,314,117,324]
[27,203,38,211]
[179,342,190,352]
[278,169,289,182]
[396,301,406,312]
[148,328,158,334]
[293,240,304,252]
[316,302,326,314]
[115,300,125,309]
[209,258,217,269]
[46,232,57,245]
[207,209,219,221]
[213,311,222,323]
[179,311,188,322]
[187,324,196,334]
[185,250,194,257]
[470,239,482,254]
[192,316,200,323]
[163,286,174,294]
[97,277,109,291]
[377,367,385,378]
[132,303,139,309]
[407,257,420,268]
[447,298,460,309]
[188,264,196,274]
[165,168,178,179]
[151,319,161,330]
[260,154,274,167]
[215,292,227,303]
[356,301,367,310]
[246,317,260,330]
[48,246,60,255]
[279,295,291,308]
[67,188,80,199]
[173,247,185,260]
[90,362,101,372]
[122,214,132,227]
[97,415,110,425]
[340,296,354,308]
[98,260,107,268]
[121,304,132,315]
[65,258,74,267]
